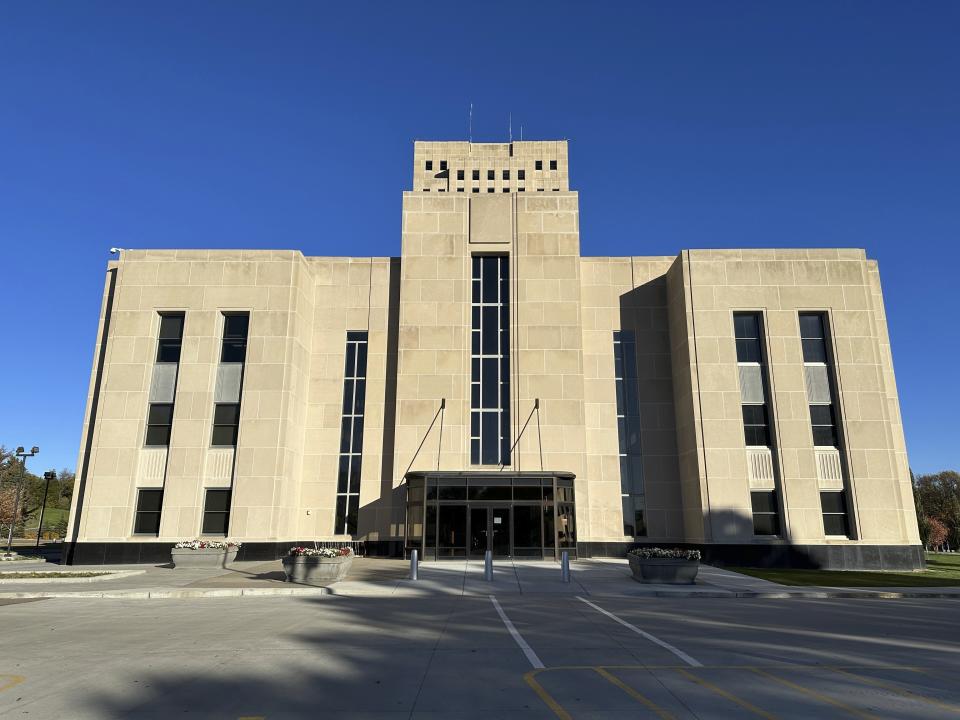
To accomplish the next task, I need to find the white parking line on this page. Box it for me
[576,596,702,667]
[490,595,545,669]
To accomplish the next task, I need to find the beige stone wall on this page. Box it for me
[67,143,918,554]
[69,249,322,542]
[413,141,569,193]
[666,249,920,546]
[581,257,685,542]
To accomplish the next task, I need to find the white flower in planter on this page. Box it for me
[173,540,242,550]
[628,547,701,561]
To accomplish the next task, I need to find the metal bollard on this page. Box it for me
[560,550,570,583]
[409,549,419,580]
[484,550,493,581]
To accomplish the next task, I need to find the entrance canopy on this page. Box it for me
[404,471,576,560]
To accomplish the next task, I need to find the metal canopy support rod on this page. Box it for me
[403,399,446,479]
[499,399,540,472]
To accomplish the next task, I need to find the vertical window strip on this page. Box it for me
[614,331,646,537]
[734,312,783,537]
[211,312,248,448]
[145,313,184,447]
[800,312,853,538]
[335,331,368,535]
[470,256,510,465]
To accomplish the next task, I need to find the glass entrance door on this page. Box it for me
[490,507,510,556]
[468,506,512,557]
[469,507,487,556]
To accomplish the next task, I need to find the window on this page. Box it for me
[537,188,544,192]
[549,159,557,170]
[535,160,543,170]
[145,403,173,446]
[742,405,771,447]
[615,331,646,537]
[202,489,231,535]
[821,491,850,536]
[472,169,480,180]
[457,169,464,180]
[424,188,430,192]
[211,403,240,446]
[457,188,464,192]
[471,256,510,466]
[487,170,495,180]
[335,331,368,535]
[472,188,479,193]
[800,313,828,363]
[809,404,837,447]
[425,160,433,171]
[156,314,184,363]
[518,188,525,192]
[751,491,781,536]
[439,160,447,171]
[734,313,763,363]
[134,489,163,535]
[518,169,525,180]
[503,170,510,180]
[220,314,248,363]
[487,188,494,193]
[502,188,509,193]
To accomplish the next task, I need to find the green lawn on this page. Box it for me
[731,552,960,587]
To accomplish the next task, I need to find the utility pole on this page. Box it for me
[35,470,55,548]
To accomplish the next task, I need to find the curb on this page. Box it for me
[0,569,146,584]
[0,586,330,599]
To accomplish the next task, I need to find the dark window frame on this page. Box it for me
[211,403,240,447]
[145,403,174,447]
[201,488,232,535]
[133,488,163,535]
[751,490,781,536]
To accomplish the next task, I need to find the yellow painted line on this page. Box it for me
[751,668,879,720]
[594,667,677,720]
[675,668,778,720]
[523,670,573,720]
[831,668,960,714]
[0,675,25,693]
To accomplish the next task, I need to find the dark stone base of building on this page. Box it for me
[578,541,927,571]
[63,540,924,570]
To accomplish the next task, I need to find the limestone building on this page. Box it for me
[65,140,923,569]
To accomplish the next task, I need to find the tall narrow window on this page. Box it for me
[614,331,646,537]
[800,312,853,538]
[212,313,248,447]
[134,488,163,535]
[202,488,231,535]
[471,256,510,465]
[335,331,368,535]
[145,313,184,447]
[734,313,782,537]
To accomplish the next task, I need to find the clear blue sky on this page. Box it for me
[1,2,957,475]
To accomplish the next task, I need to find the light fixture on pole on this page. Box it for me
[35,470,56,549]
[6,446,39,552]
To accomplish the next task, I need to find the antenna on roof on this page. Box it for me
[520,125,523,141]
[509,112,512,143]
[469,103,473,142]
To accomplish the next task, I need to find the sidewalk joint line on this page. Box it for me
[575,596,702,667]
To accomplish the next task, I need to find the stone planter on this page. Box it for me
[282,553,354,586]
[170,546,238,569]
[628,555,699,584]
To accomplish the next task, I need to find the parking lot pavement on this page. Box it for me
[2,594,960,718]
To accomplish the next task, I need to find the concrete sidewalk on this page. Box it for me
[3,557,960,599]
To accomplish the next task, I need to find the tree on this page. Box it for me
[926,516,948,551]
[914,470,960,549]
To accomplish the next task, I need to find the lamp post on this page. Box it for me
[6,446,39,552]
[35,470,56,548]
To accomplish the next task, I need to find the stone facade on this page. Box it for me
[65,140,922,568]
